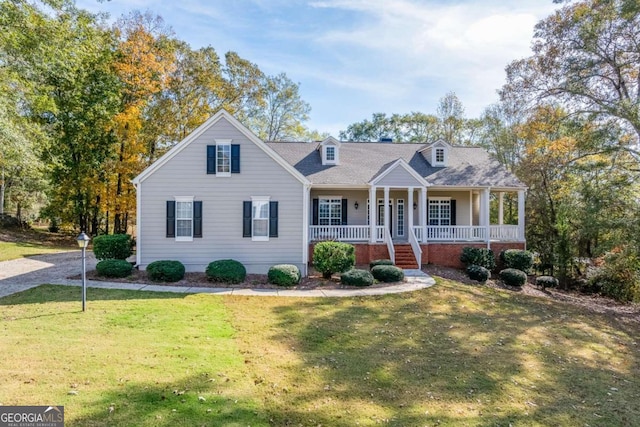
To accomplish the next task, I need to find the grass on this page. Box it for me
[1,279,639,426]
[0,228,76,261]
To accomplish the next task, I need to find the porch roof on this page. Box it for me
[267,142,525,188]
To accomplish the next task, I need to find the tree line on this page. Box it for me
[0,0,318,234]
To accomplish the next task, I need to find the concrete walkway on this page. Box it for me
[0,252,435,298]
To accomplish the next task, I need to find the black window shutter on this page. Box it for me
[341,199,348,225]
[207,145,216,174]
[166,201,175,237]
[242,201,252,237]
[231,144,240,173]
[193,201,203,238]
[450,200,457,226]
[269,201,278,238]
[312,198,319,225]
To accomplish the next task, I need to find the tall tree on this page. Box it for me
[247,73,311,141]
[503,0,640,160]
[436,91,466,145]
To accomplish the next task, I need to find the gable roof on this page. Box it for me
[369,158,430,187]
[133,110,309,185]
[267,141,525,188]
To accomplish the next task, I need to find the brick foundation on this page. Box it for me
[309,241,525,270]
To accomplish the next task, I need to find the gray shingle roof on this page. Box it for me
[266,142,525,188]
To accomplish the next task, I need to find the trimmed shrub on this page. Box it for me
[313,241,355,279]
[499,268,527,287]
[341,269,374,287]
[369,259,394,269]
[96,259,132,278]
[146,260,185,282]
[536,275,558,290]
[93,234,133,260]
[268,264,301,287]
[206,259,247,284]
[371,265,405,283]
[460,247,495,270]
[501,249,534,272]
[466,264,490,283]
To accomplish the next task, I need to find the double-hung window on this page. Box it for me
[252,197,270,241]
[217,143,231,176]
[175,197,194,241]
[428,198,451,226]
[319,197,342,225]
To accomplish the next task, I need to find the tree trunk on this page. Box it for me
[0,168,5,216]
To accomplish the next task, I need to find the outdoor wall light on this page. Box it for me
[413,203,417,210]
[354,201,359,210]
[76,231,90,312]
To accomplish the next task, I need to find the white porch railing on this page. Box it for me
[408,227,422,267]
[385,227,395,264]
[490,225,520,241]
[309,225,370,241]
[309,225,522,243]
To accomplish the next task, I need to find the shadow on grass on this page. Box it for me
[67,373,268,427]
[0,285,189,307]
[260,281,640,426]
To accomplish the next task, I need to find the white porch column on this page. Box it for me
[498,192,504,226]
[421,187,427,240]
[518,190,525,242]
[384,187,390,239]
[482,188,491,244]
[369,185,377,243]
[408,187,415,241]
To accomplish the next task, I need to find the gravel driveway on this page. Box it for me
[0,251,97,298]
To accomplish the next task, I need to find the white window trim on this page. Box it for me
[323,145,338,165]
[428,197,451,226]
[433,147,447,166]
[318,196,342,225]
[215,139,232,177]
[251,196,270,242]
[175,196,194,242]
[397,199,405,237]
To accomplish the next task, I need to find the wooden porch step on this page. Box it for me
[393,244,419,269]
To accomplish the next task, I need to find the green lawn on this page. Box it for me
[1,280,639,426]
[0,228,76,261]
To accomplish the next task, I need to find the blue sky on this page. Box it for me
[76,0,559,136]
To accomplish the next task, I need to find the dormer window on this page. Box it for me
[319,137,340,165]
[326,146,336,162]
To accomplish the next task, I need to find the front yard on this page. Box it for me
[0,279,638,426]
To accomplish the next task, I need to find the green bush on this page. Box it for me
[460,247,495,270]
[587,248,640,303]
[341,269,374,287]
[313,241,355,279]
[466,265,490,283]
[501,249,534,272]
[96,259,132,278]
[499,268,527,287]
[206,259,247,284]
[371,265,405,283]
[369,259,394,269]
[93,234,133,260]
[268,264,301,287]
[146,260,185,282]
[536,275,558,290]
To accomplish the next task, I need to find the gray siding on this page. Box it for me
[138,117,305,274]
[375,167,423,187]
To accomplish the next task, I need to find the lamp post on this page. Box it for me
[76,232,90,312]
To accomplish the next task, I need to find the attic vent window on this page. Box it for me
[435,148,445,163]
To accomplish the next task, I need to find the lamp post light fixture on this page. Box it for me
[76,231,90,312]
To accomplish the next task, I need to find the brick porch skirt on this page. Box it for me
[308,242,526,269]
